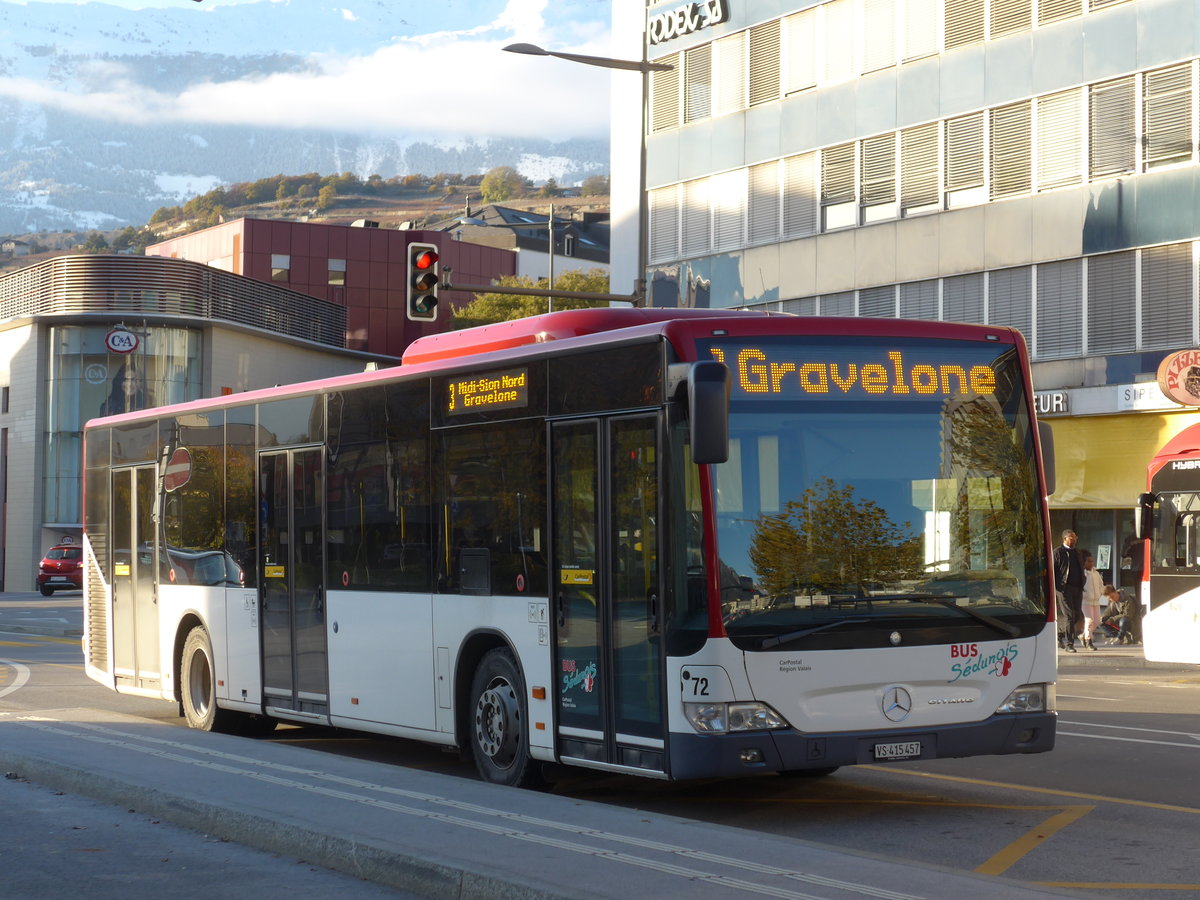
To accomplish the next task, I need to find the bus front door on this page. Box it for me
[551,415,665,775]
[259,448,328,719]
[111,464,160,691]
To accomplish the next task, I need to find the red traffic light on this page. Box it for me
[413,248,438,270]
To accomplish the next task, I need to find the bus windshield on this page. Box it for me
[703,334,1048,649]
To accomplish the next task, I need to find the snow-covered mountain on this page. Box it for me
[0,0,610,233]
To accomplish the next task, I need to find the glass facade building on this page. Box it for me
[613,0,1200,589]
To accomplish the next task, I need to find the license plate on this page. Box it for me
[50,576,69,583]
[874,741,921,760]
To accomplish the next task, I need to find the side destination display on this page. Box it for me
[447,367,530,415]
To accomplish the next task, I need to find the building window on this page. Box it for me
[944,0,984,49]
[1087,252,1136,354]
[782,153,819,238]
[1036,259,1083,358]
[714,32,747,115]
[945,112,985,207]
[860,133,898,223]
[1089,77,1136,179]
[681,178,712,257]
[684,44,712,123]
[748,19,781,106]
[990,0,1031,38]
[821,143,857,230]
[1037,89,1084,191]
[328,258,346,286]
[990,101,1032,199]
[1,385,7,414]
[1144,63,1194,171]
[783,10,817,94]
[748,161,781,244]
[901,122,940,215]
[563,234,575,257]
[650,53,680,133]
[1142,243,1193,349]
[271,253,290,282]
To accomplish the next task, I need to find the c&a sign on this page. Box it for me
[649,0,727,45]
[1157,349,1200,406]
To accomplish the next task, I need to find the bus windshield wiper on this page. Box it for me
[884,593,1022,638]
[757,617,872,650]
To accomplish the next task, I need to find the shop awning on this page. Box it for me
[1046,412,1200,508]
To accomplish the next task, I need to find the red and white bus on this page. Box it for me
[81,308,1057,786]
[1134,423,1200,664]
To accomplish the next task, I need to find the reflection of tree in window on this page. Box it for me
[749,477,924,596]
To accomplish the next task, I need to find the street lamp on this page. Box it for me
[503,42,673,307]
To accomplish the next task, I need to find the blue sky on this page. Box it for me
[0,0,615,141]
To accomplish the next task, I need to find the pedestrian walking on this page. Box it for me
[1053,530,1085,652]
[1080,551,1104,651]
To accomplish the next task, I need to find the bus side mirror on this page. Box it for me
[688,361,729,465]
[1134,492,1156,541]
[1037,421,1055,497]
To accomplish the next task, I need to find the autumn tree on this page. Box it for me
[450,268,611,329]
[580,174,610,196]
[749,477,925,596]
[480,165,525,202]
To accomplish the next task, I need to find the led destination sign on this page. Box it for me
[447,367,529,415]
[709,346,998,399]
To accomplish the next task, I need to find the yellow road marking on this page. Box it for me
[975,804,1093,875]
[860,764,1200,815]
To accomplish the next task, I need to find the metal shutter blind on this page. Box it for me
[1089,77,1136,179]
[1087,251,1136,353]
[946,112,984,191]
[821,291,855,316]
[749,20,781,106]
[1035,259,1083,358]
[901,122,940,210]
[783,152,819,237]
[863,0,897,73]
[989,0,1031,37]
[651,54,680,133]
[990,101,1031,199]
[944,0,984,49]
[822,143,857,204]
[903,0,941,60]
[681,178,711,257]
[684,44,712,123]
[714,32,747,116]
[860,285,897,317]
[712,170,746,252]
[900,280,938,318]
[784,10,817,93]
[988,266,1033,346]
[782,297,819,316]
[861,133,897,205]
[1144,64,1193,170]
[1037,89,1083,190]
[944,273,984,322]
[824,0,856,84]
[649,185,680,264]
[1038,0,1080,26]
[1142,242,1194,349]
[748,161,781,244]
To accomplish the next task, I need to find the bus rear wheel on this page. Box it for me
[469,648,543,789]
[181,625,238,733]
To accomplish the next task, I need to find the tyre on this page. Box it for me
[38,584,54,597]
[468,648,543,788]
[180,625,238,733]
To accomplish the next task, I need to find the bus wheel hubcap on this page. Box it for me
[476,678,518,764]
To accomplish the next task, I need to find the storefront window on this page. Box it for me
[44,325,202,524]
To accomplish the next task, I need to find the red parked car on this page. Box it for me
[37,544,83,595]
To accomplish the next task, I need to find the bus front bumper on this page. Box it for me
[666,711,1057,781]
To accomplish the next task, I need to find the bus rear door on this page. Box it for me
[111,464,160,692]
[551,415,665,775]
[259,447,329,719]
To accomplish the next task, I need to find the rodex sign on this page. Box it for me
[1157,349,1200,406]
[648,0,727,45]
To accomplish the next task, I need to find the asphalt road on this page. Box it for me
[3,591,1199,898]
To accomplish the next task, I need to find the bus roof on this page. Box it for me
[1151,422,1200,467]
[401,307,769,366]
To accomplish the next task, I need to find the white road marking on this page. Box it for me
[0,658,31,699]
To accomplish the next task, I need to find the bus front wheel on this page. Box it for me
[181,626,237,733]
[468,648,543,789]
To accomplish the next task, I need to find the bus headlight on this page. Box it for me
[995,683,1055,714]
[684,701,788,734]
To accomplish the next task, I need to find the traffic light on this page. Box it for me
[407,242,440,321]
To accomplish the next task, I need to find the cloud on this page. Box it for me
[0,0,614,141]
